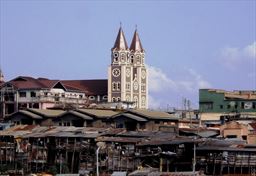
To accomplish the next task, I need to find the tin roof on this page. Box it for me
[129,110,178,120]
[27,108,65,117]
[58,111,93,120]
[112,113,147,122]
[77,109,119,118]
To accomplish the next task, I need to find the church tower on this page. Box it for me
[108,27,148,109]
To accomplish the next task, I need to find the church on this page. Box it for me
[0,27,148,119]
[108,27,148,109]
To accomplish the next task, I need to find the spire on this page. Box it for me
[130,29,144,52]
[112,27,128,50]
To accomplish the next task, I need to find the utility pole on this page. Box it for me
[193,137,196,176]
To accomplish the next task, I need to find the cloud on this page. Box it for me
[244,42,256,58]
[147,65,177,92]
[147,66,211,109]
[221,41,256,69]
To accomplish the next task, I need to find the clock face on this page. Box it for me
[141,70,146,79]
[112,68,120,77]
[133,82,138,90]
[126,68,131,77]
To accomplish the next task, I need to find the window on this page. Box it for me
[241,102,245,109]
[141,84,146,92]
[112,97,116,102]
[253,102,256,109]
[220,105,223,109]
[200,102,213,110]
[79,95,83,99]
[63,122,71,126]
[89,96,95,100]
[227,105,231,109]
[117,82,121,90]
[117,97,121,102]
[126,83,130,90]
[141,97,146,107]
[155,121,160,124]
[112,82,117,91]
[30,91,36,97]
[226,135,237,138]
[103,95,108,100]
[19,92,26,98]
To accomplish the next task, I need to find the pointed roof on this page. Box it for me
[112,27,128,50]
[130,29,144,52]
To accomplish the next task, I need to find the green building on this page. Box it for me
[199,89,256,113]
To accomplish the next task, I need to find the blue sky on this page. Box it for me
[1,0,255,109]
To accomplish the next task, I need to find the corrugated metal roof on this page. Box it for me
[97,136,142,143]
[19,110,43,119]
[77,109,119,118]
[113,113,147,122]
[28,108,65,117]
[200,113,222,121]
[59,111,93,120]
[129,110,178,120]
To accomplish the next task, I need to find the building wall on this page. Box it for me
[220,121,249,139]
[247,134,256,144]
[199,89,256,113]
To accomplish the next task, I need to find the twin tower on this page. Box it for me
[108,27,148,109]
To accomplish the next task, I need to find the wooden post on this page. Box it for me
[71,138,76,173]
[160,157,163,172]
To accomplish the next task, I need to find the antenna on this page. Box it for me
[120,22,122,28]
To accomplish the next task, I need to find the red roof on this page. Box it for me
[9,76,57,89]
[1,76,107,96]
[61,79,107,95]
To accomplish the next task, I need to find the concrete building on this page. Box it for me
[199,89,256,113]
[0,76,107,119]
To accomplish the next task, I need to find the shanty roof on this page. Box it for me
[129,109,178,120]
[0,125,38,138]
[112,113,147,122]
[27,108,65,117]
[200,113,222,121]
[58,110,93,120]
[61,79,107,95]
[137,139,195,146]
[179,128,219,138]
[97,136,142,143]
[7,110,43,120]
[77,109,119,118]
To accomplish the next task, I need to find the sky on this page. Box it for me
[0,0,256,109]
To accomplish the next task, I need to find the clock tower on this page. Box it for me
[108,27,148,109]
